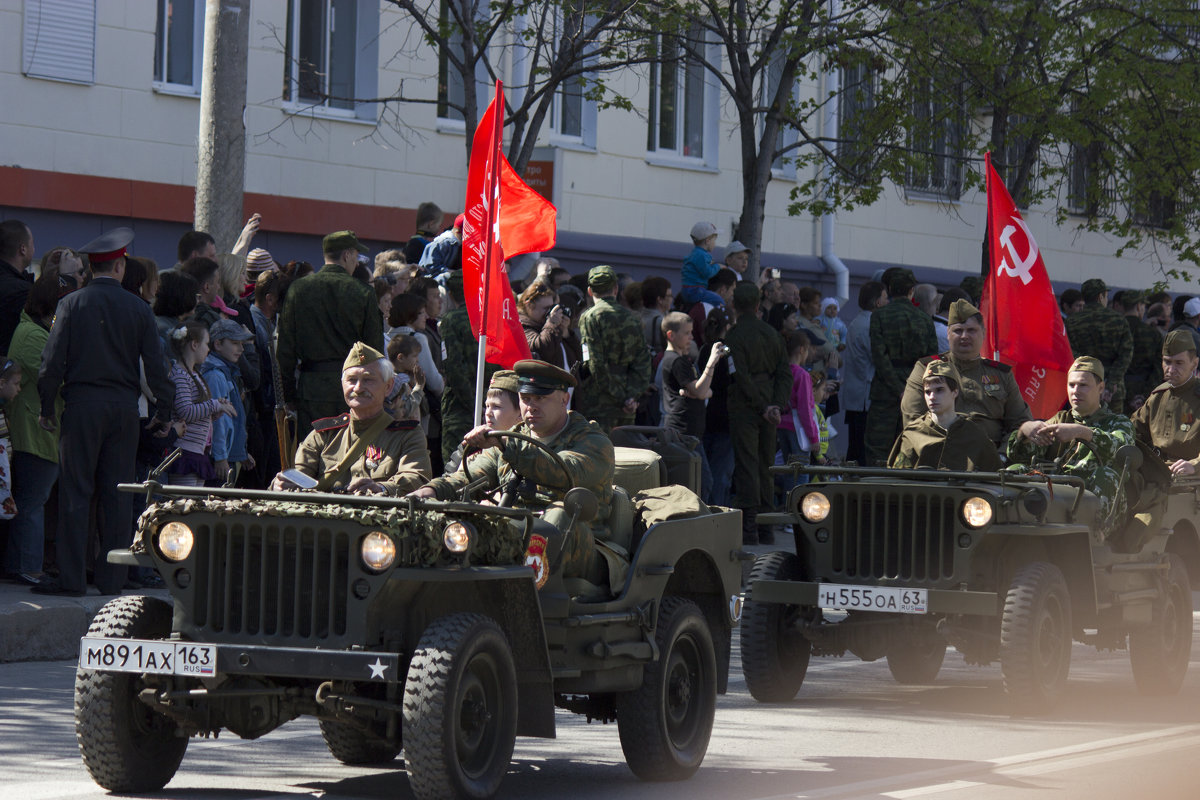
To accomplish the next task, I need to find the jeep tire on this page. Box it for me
[402,613,517,800]
[616,596,717,781]
[319,718,401,765]
[74,595,188,792]
[886,639,947,685]
[1129,554,1192,696]
[1000,562,1072,710]
[740,551,812,702]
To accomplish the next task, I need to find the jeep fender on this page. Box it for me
[981,526,1098,627]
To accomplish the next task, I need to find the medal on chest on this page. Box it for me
[1183,412,1194,433]
[365,445,383,470]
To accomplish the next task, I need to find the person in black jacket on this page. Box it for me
[0,220,35,353]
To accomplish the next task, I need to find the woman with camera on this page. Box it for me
[518,279,579,375]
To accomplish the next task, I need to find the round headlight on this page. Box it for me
[962,496,993,528]
[443,522,472,553]
[361,531,396,572]
[800,492,831,523]
[157,521,194,562]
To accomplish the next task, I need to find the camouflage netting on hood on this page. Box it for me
[136,497,528,567]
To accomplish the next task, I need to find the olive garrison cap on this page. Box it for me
[488,369,520,394]
[587,264,618,291]
[342,341,387,372]
[78,227,135,264]
[946,298,983,326]
[1069,355,1105,381]
[323,230,368,254]
[923,359,962,385]
[1163,329,1197,356]
[1080,278,1108,299]
[513,359,577,394]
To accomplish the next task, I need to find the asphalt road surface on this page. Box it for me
[4,613,1199,800]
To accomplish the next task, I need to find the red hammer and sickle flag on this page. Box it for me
[980,152,1074,419]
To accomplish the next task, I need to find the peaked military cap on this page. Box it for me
[488,369,520,394]
[323,230,368,254]
[78,227,135,264]
[1069,355,1105,381]
[587,264,617,291]
[947,298,983,326]
[1163,329,1197,356]
[342,341,387,372]
[514,359,577,394]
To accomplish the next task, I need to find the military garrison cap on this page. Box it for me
[323,230,368,255]
[1069,355,1105,381]
[587,264,618,291]
[342,341,387,372]
[78,227,134,264]
[947,298,983,326]
[1163,329,1197,356]
[923,359,962,386]
[488,370,520,394]
[1080,278,1108,300]
[514,359,577,394]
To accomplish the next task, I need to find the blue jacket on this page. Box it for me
[682,246,718,288]
[201,353,247,462]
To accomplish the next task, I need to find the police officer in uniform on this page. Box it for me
[413,360,613,582]
[1131,329,1200,477]
[277,231,384,437]
[272,342,431,495]
[577,265,651,432]
[34,228,175,596]
[900,299,1035,447]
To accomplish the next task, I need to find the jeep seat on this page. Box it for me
[603,486,636,554]
[613,446,664,495]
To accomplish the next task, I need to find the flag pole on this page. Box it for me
[472,80,506,428]
[984,152,1000,361]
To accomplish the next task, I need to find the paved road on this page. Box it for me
[4,615,1198,800]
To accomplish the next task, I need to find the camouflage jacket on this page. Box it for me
[577,297,651,414]
[1124,315,1164,387]
[1131,376,1200,467]
[439,306,496,422]
[901,353,1031,445]
[869,298,939,400]
[294,413,432,496]
[1065,302,1133,381]
[425,412,614,523]
[724,314,791,413]
[888,413,1002,472]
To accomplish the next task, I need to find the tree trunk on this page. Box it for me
[194,0,250,253]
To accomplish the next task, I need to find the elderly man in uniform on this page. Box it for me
[277,230,384,436]
[901,299,1036,447]
[577,265,651,432]
[1065,278,1133,413]
[1131,330,1200,477]
[34,228,175,596]
[272,342,430,495]
[889,360,1001,471]
[1007,356,1135,537]
[413,360,613,583]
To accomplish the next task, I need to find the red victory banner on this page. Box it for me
[979,152,1074,419]
[461,80,557,371]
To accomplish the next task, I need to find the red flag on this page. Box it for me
[980,152,1074,419]
[461,84,556,367]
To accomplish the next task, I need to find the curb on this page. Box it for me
[0,588,170,663]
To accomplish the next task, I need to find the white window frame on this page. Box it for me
[764,49,799,181]
[435,0,489,133]
[153,0,203,96]
[838,59,876,185]
[904,76,965,200]
[646,27,719,171]
[282,0,378,123]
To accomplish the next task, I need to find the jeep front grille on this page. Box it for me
[190,521,351,640]
[829,491,957,582]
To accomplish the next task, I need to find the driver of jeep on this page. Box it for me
[412,359,614,584]
[271,342,433,495]
[1005,356,1135,536]
[1131,329,1200,477]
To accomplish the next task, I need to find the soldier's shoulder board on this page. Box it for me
[982,359,1012,372]
[312,413,350,432]
[387,419,420,431]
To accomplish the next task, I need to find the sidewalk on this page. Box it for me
[0,579,168,663]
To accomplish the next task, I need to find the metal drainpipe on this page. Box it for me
[820,0,850,305]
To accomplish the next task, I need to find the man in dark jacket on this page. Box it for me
[0,220,35,353]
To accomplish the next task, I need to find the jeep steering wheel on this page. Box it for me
[459,429,576,505]
[1054,435,1103,472]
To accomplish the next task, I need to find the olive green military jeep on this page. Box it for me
[74,436,742,800]
[741,446,1192,712]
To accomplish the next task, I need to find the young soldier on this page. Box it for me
[889,360,1001,471]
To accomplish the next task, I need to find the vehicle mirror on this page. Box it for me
[563,487,598,523]
[1114,444,1142,472]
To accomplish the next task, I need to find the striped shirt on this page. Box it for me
[169,364,222,454]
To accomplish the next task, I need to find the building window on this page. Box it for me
[437,0,466,122]
[22,0,96,85]
[154,0,202,91]
[284,0,378,118]
[647,26,709,161]
[764,50,799,179]
[553,72,584,139]
[905,77,965,199]
[839,60,876,184]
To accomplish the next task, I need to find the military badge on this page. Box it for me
[525,534,549,589]
[365,445,384,469]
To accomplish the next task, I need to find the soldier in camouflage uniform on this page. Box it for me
[865,269,939,465]
[889,360,1002,471]
[1065,278,1133,413]
[1131,330,1200,476]
[1006,356,1135,537]
[577,265,652,432]
[414,360,612,582]
[277,231,384,435]
[901,299,1034,446]
[725,282,792,544]
[1117,290,1164,412]
[271,343,431,496]
[438,272,498,465]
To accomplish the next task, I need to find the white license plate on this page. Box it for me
[817,583,928,614]
[79,637,218,677]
